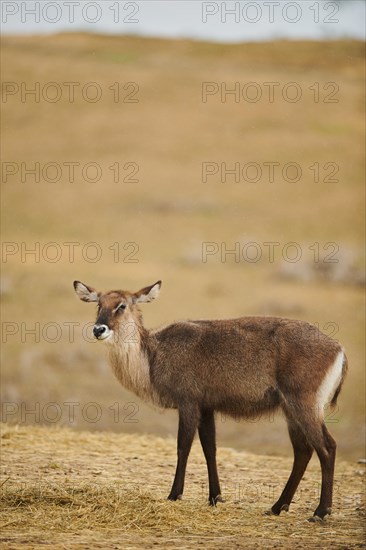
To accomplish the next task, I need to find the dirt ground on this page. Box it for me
[0,423,365,549]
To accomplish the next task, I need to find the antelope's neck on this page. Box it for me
[108,322,157,403]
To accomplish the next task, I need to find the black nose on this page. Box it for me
[93,325,106,338]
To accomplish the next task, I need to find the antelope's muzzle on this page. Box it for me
[93,324,111,341]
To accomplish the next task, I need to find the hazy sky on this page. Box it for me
[1,1,365,42]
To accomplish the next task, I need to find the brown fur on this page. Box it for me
[74,280,348,521]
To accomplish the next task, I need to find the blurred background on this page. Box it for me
[1,1,365,460]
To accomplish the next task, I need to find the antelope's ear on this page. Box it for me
[73,281,99,303]
[133,280,162,304]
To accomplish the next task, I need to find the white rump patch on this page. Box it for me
[316,350,344,416]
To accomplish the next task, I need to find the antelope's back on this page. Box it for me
[150,316,342,410]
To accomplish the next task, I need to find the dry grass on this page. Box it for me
[1,423,365,549]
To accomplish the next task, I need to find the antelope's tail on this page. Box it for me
[330,350,348,408]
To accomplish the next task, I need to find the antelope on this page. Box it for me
[73,279,347,521]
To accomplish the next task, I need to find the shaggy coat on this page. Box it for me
[74,280,347,521]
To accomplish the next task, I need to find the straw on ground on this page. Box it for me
[0,423,364,549]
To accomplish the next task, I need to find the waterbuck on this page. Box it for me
[73,279,347,521]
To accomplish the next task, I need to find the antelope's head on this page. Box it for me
[73,280,161,343]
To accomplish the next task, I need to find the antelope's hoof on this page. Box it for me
[308,515,324,523]
[167,494,182,501]
[264,508,278,516]
[308,507,331,522]
[209,494,224,506]
[264,503,289,516]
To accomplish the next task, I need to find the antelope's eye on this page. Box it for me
[117,303,126,312]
